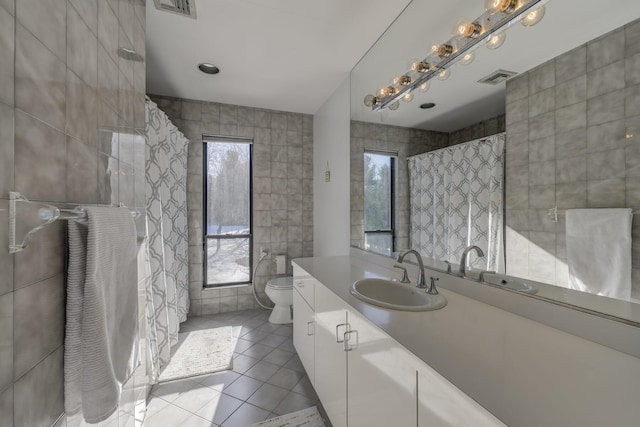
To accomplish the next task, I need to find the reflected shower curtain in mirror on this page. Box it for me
[408,134,505,271]
[145,98,190,380]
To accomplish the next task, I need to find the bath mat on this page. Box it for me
[249,406,325,427]
[158,327,234,383]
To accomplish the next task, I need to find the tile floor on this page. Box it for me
[143,308,329,427]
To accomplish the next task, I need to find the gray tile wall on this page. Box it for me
[148,95,314,316]
[505,18,640,298]
[350,116,504,253]
[0,1,149,426]
[448,115,506,146]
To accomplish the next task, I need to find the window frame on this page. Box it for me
[363,150,396,256]
[202,136,254,288]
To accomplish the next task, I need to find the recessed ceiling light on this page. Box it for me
[419,102,436,109]
[198,63,220,75]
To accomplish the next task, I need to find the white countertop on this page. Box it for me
[293,254,640,427]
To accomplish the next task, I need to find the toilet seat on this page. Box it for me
[266,277,293,290]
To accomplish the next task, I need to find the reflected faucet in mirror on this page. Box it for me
[458,245,484,278]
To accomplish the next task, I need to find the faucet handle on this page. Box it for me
[478,270,496,283]
[426,276,439,295]
[393,264,411,283]
[444,260,452,273]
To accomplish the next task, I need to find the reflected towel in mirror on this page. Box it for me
[565,208,632,300]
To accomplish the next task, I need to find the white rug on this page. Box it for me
[158,327,234,383]
[249,406,326,427]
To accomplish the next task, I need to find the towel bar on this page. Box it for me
[547,205,639,223]
[8,192,139,254]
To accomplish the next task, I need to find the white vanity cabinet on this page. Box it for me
[417,369,505,426]
[313,279,348,427]
[346,307,418,427]
[292,280,315,385]
[313,280,416,427]
[292,262,504,427]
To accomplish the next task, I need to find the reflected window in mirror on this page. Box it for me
[364,152,396,256]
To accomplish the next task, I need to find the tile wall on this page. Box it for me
[148,94,314,316]
[0,1,149,426]
[448,114,506,146]
[504,18,640,298]
[349,116,504,253]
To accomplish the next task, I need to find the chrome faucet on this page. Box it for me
[458,245,484,277]
[396,249,426,288]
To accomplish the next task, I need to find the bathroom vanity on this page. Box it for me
[292,253,640,427]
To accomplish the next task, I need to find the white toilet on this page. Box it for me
[265,277,294,324]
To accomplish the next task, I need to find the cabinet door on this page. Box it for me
[293,288,315,384]
[417,368,505,427]
[314,283,348,427]
[346,308,418,427]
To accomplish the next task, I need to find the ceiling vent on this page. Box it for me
[478,69,517,85]
[153,0,197,19]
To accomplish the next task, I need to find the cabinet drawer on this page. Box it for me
[293,278,315,308]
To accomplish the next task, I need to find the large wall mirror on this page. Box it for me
[350,0,640,326]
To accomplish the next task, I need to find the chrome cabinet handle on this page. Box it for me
[295,281,304,288]
[343,330,358,352]
[336,323,350,343]
[306,321,314,336]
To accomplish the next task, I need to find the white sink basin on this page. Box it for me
[350,278,447,311]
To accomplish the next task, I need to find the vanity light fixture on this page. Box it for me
[520,5,546,27]
[402,91,415,102]
[485,0,518,14]
[459,51,476,65]
[364,0,551,111]
[410,59,432,74]
[437,68,451,81]
[456,21,483,39]
[486,32,507,49]
[198,63,220,74]
[433,43,454,59]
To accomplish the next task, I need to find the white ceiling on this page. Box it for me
[146,0,640,123]
[145,0,413,114]
[351,0,640,132]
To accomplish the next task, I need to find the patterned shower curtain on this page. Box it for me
[144,99,190,379]
[408,133,505,271]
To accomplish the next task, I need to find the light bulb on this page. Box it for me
[521,6,545,27]
[432,43,454,59]
[377,86,397,97]
[389,101,400,111]
[393,75,412,86]
[437,68,451,81]
[402,91,414,103]
[364,94,375,107]
[485,0,518,14]
[486,32,506,50]
[411,60,431,74]
[459,51,475,65]
[418,81,430,92]
[456,20,483,39]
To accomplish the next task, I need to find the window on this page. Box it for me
[204,139,252,286]
[364,151,395,256]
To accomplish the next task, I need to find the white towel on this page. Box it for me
[64,207,138,423]
[565,208,632,300]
